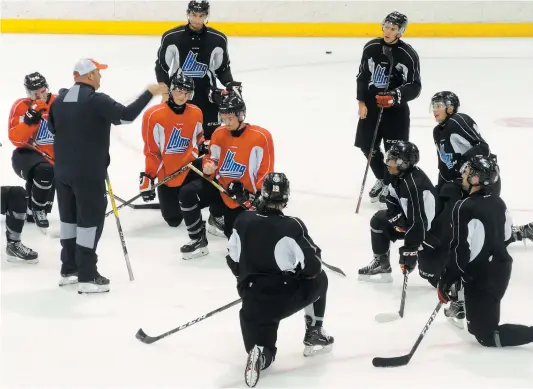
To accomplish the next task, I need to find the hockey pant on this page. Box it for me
[179,178,244,239]
[11,148,55,213]
[56,176,106,281]
[1,186,29,241]
[239,271,329,369]
[370,210,449,285]
[355,101,410,185]
[464,259,533,347]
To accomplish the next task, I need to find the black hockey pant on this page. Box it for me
[464,259,533,347]
[355,102,410,185]
[178,178,244,239]
[1,186,28,241]
[56,176,106,281]
[239,271,329,369]
[370,210,448,285]
[12,148,55,213]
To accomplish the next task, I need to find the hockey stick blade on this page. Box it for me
[131,203,161,210]
[372,355,411,368]
[322,261,346,277]
[375,312,401,323]
[135,328,159,344]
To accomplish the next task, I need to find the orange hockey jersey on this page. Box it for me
[8,95,57,162]
[142,103,204,187]
[205,124,275,209]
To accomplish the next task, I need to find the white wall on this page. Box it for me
[2,0,533,23]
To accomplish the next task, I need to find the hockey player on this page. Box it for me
[437,155,533,346]
[358,141,447,286]
[178,92,275,260]
[155,0,241,235]
[431,91,532,245]
[226,172,334,388]
[8,72,56,230]
[355,11,421,203]
[140,73,204,227]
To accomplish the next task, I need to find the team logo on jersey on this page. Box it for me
[35,120,54,145]
[219,150,246,179]
[438,143,456,170]
[373,64,390,88]
[182,50,208,78]
[166,127,190,154]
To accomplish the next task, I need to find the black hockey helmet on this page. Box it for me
[386,141,420,172]
[460,155,499,189]
[259,172,290,209]
[219,92,246,120]
[24,72,49,100]
[170,72,195,100]
[431,91,460,114]
[382,11,408,35]
[187,0,210,15]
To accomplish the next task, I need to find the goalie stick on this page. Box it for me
[375,271,409,323]
[187,164,347,277]
[372,302,443,367]
[136,298,242,344]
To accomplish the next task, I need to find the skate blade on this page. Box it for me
[182,247,209,260]
[303,343,333,357]
[445,315,465,329]
[245,346,261,388]
[77,284,110,294]
[58,277,79,287]
[6,256,39,264]
[358,273,393,283]
[375,312,401,323]
[207,225,226,238]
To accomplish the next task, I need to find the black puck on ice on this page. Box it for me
[326,51,332,54]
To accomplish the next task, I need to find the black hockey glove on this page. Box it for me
[437,267,462,303]
[399,245,418,274]
[139,172,156,202]
[227,180,255,209]
[198,140,209,156]
[23,101,47,125]
[224,81,243,97]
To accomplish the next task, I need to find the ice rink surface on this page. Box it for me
[1,34,533,388]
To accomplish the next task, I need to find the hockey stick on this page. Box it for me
[106,174,135,281]
[375,271,409,323]
[188,164,347,277]
[355,45,394,214]
[136,298,242,344]
[372,302,443,367]
[104,159,201,217]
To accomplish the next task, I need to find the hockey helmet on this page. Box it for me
[259,172,291,209]
[382,12,408,35]
[218,92,246,123]
[431,91,460,114]
[24,72,49,100]
[386,141,420,173]
[170,72,195,100]
[187,0,210,15]
[460,155,499,189]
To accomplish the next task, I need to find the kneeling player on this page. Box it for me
[1,186,38,263]
[227,172,334,388]
[140,73,204,227]
[178,92,275,259]
[358,141,447,286]
[8,72,56,230]
[438,155,533,346]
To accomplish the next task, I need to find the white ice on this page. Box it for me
[1,34,533,388]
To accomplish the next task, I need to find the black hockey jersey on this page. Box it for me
[433,113,491,186]
[385,167,439,248]
[155,24,233,96]
[356,38,421,105]
[448,190,513,281]
[226,209,323,287]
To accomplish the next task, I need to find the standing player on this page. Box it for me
[438,155,533,347]
[8,72,56,230]
[358,141,446,286]
[178,93,275,259]
[355,11,421,203]
[140,73,204,227]
[226,172,334,388]
[155,0,240,236]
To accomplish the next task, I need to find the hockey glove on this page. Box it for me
[24,100,47,125]
[139,172,156,202]
[376,90,399,108]
[198,140,210,156]
[437,267,462,303]
[224,81,243,97]
[227,180,255,209]
[399,245,418,274]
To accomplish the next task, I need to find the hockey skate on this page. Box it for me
[369,179,385,203]
[358,252,393,283]
[512,223,533,245]
[244,345,265,388]
[78,274,110,294]
[379,185,389,204]
[180,230,209,260]
[5,240,38,264]
[207,214,225,237]
[303,316,334,357]
[444,300,466,329]
[32,209,49,234]
[59,272,78,286]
